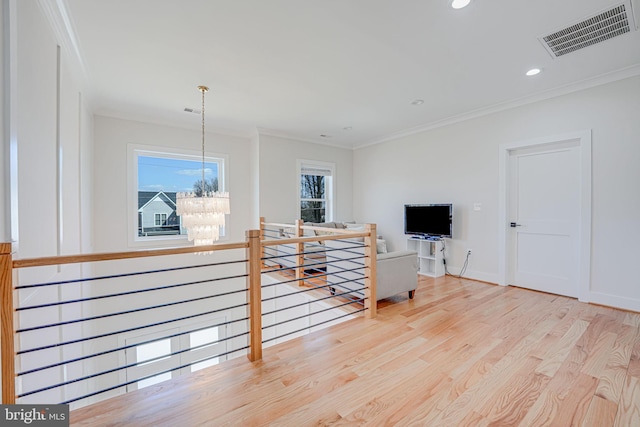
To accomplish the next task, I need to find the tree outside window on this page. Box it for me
[299,161,334,223]
[300,174,326,223]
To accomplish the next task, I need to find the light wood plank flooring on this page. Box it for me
[71,276,640,426]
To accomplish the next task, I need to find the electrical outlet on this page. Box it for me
[466,248,472,256]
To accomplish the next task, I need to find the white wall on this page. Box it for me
[16,0,58,258]
[0,0,6,242]
[249,132,260,228]
[354,75,640,311]
[6,0,94,404]
[258,134,354,223]
[92,116,255,251]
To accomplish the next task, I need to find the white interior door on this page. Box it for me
[507,140,581,298]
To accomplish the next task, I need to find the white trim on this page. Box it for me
[258,128,351,150]
[36,0,88,84]
[356,65,640,150]
[56,45,62,256]
[99,110,253,140]
[498,130,592,303]
[154,213,167,227]
[444,267,499,286]
[127,143,229,248]
[296,159,335,222]
[589,292,640,313]
[119,316,228,393]
[5,0,19,249]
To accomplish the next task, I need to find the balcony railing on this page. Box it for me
[0,222,377,408]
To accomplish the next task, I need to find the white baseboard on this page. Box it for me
[587,291,640,313]
[442,268,640,313]
[447,267,499,285]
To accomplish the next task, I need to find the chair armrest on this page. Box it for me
[377,250,417,261]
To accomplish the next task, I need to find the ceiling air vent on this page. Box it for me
[539,1,637,58]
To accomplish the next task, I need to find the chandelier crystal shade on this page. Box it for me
[176,86,230,246]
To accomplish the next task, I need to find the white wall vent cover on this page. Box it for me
[539,1,637,58]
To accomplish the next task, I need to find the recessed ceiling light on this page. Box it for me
[411,99,425,105]
[451,0,471,9]
[526,68,542,76]
[343,126,353,131]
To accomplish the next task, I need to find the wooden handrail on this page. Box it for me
[12,242,248,269]
[260,221,364,236]
[260,232,370,247]
[1,243,16,404]
[260,222,296,229]
[299,225,361,235]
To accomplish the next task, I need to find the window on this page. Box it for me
[130,146,228,243]
[298,160,334,223]
[125,319,227,391]
[154,213,167,226]
[186,326,221,372]
[125,331,178,391]
[133,338,174,389]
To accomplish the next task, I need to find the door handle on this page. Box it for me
[510,222,523,228]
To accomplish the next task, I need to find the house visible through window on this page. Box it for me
[299,161,334,223]
[135,150,226,240]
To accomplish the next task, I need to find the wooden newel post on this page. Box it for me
[364,225,377,319]
[246,230,263,362]
[1,243,16,403]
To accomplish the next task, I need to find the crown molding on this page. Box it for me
[355,64,640,150]
[256,128,355,150]
[95,110,255,140]
[37,0,88,84]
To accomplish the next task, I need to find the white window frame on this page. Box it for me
[297,159,335,223]
[154,213,167,226]
[123,329,180,393]
[128,144,229,248]
[122,317,228,392]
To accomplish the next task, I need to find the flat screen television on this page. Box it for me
[404,204,452,238]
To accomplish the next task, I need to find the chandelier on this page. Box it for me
[176,86,230,246]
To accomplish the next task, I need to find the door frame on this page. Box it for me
[498,130,592,302]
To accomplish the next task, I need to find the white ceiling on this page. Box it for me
[61,0,640,148]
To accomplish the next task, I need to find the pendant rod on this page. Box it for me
[198,85,209,196]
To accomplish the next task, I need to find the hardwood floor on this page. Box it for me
[71,276,640,426]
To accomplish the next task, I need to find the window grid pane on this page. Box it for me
[190,327,219,349]
[300,175,325,199]
[136,339,172,366]
[300,172,327,222]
